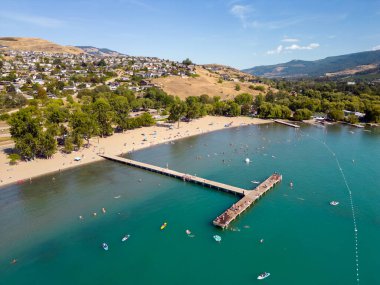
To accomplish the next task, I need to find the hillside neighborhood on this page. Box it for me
[0,49,198,99]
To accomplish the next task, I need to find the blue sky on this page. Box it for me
[1,0,380,69]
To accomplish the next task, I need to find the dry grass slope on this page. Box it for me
[325,64,379,77]
[0,37,83,54]
[152,66,268,99]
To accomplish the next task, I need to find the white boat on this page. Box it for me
[122,235,130,242]
[251,180,260,184]
[257,272,270,280]
[213,235,222,242]
[330,201,339,206]
[186,229,191,235]
[102,243,109,251]
[245,158,250,163]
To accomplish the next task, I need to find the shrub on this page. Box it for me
[8,153,21,165]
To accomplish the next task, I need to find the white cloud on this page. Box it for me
[230,4,252,28]
[285,43,320,50]
[230,4,313,30]
[372,45,380,51]
[282,38,299,43]
[266,43,320,55]
[0,12,63,28]
[267,45,283,55]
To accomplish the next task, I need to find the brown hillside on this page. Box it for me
[0,37,83,54]
[325,64,379,77]
[152,67,268,100]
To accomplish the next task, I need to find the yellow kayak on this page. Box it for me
[160,222,167,230]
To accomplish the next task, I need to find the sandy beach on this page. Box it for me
[0,116,270,188]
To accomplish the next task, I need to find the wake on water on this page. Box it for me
[301,129,360,284]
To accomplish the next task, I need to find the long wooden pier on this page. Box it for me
[274,119,300,128]
[100,154,282,228]
[100,154,246,195]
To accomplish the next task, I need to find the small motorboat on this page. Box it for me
[186,229,191,235]
[290,181,294,188]
[160,222,167,230]
[251,180,260,184]
[330,201,339,206]
[102,243,109,251]
[213,235,222,242]
[245,158,250,163]
[122,235,130,242]
[257,272,270,280]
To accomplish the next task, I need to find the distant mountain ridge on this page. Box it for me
[243,50,380,78]
[75,46,125,57]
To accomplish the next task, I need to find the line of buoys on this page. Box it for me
[303,130,360,285]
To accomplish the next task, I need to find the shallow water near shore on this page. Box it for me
[1,124,379,285]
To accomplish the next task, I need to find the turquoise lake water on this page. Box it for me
[0,123,379,285]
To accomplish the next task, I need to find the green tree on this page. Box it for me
[293,108,312,121]
[241,104,252,116]
[70,110,98,146]
[199,94,212,104]
[45,103,69,124]
[91,98,114,137]
[63,135,74,153]
[66,94,74,104]
[36,131,57,158]
[36,86,47,100]
[182,58,193,66]
[227,102,241,117]
[344,114,359,124]
[9,108,42,140]
[185,96,202,120]
[168,102,187,128]
[137,112,155,127]
[97,58,107,67]
[111,96,130,131]
[254,94,265,107]
[327,109,344,121]
[234,93,253,105]
[14,133,39,159]
[213,101,229,116]
[364,104,380,123]
[2,93,27,108]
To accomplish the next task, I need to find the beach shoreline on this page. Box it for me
[0,116,271,189]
